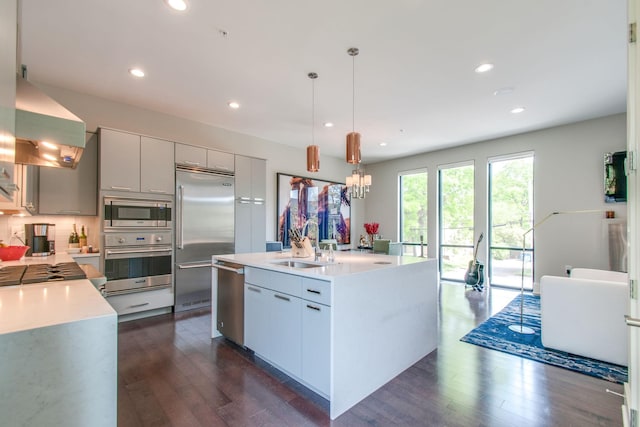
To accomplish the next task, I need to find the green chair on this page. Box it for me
[372,239,391,254]
[319,239,337,250]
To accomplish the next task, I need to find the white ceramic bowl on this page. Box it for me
[67,248,81,254]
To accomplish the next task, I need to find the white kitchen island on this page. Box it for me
[0,253,117,427]
[212,251,438,420]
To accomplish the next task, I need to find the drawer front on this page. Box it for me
[106,287,173,315]
[245,267,302,297]
[302,278,331,306]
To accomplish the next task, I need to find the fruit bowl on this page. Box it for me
[0,246,29,261]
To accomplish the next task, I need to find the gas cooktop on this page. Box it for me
[0,262,87,287]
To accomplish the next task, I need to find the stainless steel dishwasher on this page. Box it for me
[214,261,245,346]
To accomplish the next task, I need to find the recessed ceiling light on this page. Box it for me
[474,63,494,73]
[228,101,240,109]
[129,68,145,78]
[379,142,387,147]
[165,0,188,11]
[323,122,334,128]
[493,87,515,96]
[511,107,526,114]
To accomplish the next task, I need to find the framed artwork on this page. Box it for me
[277,173,351,248]
[604,151,627,203]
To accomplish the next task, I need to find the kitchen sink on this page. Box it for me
[271,260,324,269]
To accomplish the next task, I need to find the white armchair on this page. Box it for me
[540,268,628,366]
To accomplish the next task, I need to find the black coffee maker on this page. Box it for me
[25,223,53,257]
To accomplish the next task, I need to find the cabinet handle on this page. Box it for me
[148,189,167,194]
[57,210,81,214]
[134,279,146,284]
[274,294,290,302]
[306,304,320,311]
[182,160,200,166]
[306,289,321,295]
[247,286,261,293]
[130,302,150,308]
[110,186,132,191]
[625,315,640,327]
[177,185,184,249]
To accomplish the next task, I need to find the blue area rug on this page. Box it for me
[460,294,628,384]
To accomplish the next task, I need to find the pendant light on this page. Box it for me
[306,72,320,172]
[343,47,371,198]
[346,47,361,164]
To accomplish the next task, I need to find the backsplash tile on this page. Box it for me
[0,215,100,252]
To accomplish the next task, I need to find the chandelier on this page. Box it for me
[346,167,371,199]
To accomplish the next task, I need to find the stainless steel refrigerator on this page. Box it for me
[175,166,234,312]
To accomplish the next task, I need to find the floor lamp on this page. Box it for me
[508,209,604,334]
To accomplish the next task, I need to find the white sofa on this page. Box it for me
[540,268,628,366]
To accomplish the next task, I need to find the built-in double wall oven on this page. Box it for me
[102,197,173,296]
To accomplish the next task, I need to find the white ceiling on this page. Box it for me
[19,0,628,164]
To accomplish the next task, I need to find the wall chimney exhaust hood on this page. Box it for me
[15,75,85,168]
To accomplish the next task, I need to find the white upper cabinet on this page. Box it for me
[39,132,98,215]
[175,143,206,168]
[235,155,266,253]
[176,143,234,173]
[0,0,16,202]
[100,128,174,195]
[207,150,234,172]
[100,128,140,192]
[140,136,174,195]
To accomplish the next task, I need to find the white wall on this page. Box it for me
[2,82,625,279]
[28,83,356,243]
[363,113,627,283]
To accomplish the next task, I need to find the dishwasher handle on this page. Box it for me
[212,262,244,274]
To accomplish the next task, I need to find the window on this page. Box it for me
[399,170,427,255]
[438,163,474,281]
[488,154,534,289]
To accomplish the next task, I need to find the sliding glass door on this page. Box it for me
[438,163,474,282]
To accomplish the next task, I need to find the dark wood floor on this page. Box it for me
[117,282,624,426]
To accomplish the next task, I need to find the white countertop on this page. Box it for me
[213,250,432,279]
[1,252,75,266]
[0,253,116,335]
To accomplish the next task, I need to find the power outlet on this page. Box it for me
[11,225,25,244]
[564,265,572,276]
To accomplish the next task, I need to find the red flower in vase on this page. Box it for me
[364,222,379,235]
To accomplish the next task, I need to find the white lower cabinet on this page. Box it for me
[302,301,330,396]
[244,284,273,359]
[266,288,302,377]
[106,287,173,317]
[244,267,330,396]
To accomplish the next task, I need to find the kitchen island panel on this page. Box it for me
[0,304,117,427]
[331,258,437,419]
[213,251,438,420]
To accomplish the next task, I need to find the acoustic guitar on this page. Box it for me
[464,233,485,290]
